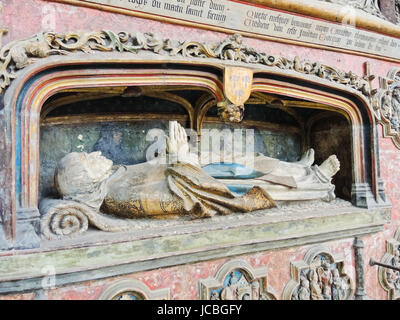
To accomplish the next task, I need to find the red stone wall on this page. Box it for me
[0,0,399,300]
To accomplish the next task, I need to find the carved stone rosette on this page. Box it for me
[198,259,277,300]
[282,246,354,300]
[377,227,400,300]
[372,68,400,148]
[98,279,170,300]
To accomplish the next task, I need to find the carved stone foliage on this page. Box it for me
[377,227,400,299]
[0,31,373,100]
[283,246,353,300]
[198,259,277,300]
[372,68,400,148]
[98,279,170,300]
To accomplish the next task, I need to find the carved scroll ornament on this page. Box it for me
[0,31,374,101]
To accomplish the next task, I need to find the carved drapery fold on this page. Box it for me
[39,198,148,239]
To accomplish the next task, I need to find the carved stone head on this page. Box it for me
[55,151,113,198]
[218,102,244,123]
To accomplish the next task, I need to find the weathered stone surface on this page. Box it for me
[0,200,390,294]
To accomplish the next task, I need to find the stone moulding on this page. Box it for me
[0,31,374,100]
[282,245,354,300]
[198,259,277,300]
[376,226,400,300]
[97,279,170,300]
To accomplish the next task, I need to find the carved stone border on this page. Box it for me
[377,227,400,300]
[282,245,354,300]
[198,259,277,300]
[98,279,170,300]
[0,31,372,100]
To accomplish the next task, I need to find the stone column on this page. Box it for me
[353,236,369,300]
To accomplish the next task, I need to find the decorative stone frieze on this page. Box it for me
[282,246,354,300]
[98,279,170,300]
[0,31,373,100]
[198,259,277,300]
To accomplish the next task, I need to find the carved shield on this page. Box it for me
[224,67,253,105]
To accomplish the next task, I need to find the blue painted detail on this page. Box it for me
[202,162,263,179]
[209,269,245,298]
[227,184,254,196]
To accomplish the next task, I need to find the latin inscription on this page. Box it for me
[76,0,400,60]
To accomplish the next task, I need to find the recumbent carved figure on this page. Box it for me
[41,121,340,238]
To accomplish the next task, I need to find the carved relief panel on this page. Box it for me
[98,279,170,300]
[198,259,277,300]
[372,68,400,148]
[283,246,353,300]
[376,227,400,299]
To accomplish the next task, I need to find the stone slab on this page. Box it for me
[0,200,391,294]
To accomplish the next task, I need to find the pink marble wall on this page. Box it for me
[7,238,356,300]
[0,0,399,300]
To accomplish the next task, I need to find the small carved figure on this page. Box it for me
[251,281,260,300]
[210,291,220,300]
[297,276,311,300]
[318,261,333,300]
[215,33,243,61]
[8,33,69,70]
[331,268,346,300]
[217,100,244,123]
[391,88,400,132]
[387,246,400,290]
[220,272,242,300]
[308,269,323,300]
[381,90,393,119]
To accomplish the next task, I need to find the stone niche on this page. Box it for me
[40,90,353,209]
[37,85,381,245]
